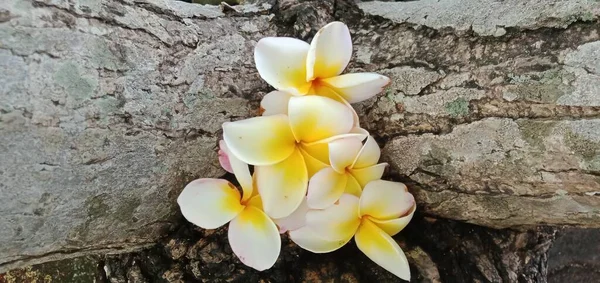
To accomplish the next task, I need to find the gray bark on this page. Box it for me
[1,0,600,281]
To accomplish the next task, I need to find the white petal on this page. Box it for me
[328,137,363,174]
[289,226,351,253]
[255,148,308,219]
[288,95,354,143]
[321,73,391,103]
[306,22,352,81]
[261,90,293,116]
[177,179,243,229]
[355,219,411,280]
[352,135,381,169]
[369,204,416,236]
[273,197,309,233]
[223,115,296,166]
[359,180,413,220]
[310,83,360,127]
[228,206,281,271]
[254,37,312,95]
[218,140,234,174]
[305,194,360,241]
[349,163,387,188]
[306,167,347,209]
[221,140,253,202]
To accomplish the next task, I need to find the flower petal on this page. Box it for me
[355,219,411,280]
[246,195,263,210]
[288,95,354,143]
[321,73,391,103]
[348,163,387,188]
[254,37,312,95]
[300,142,329,164]
[177,179,243,229]
[344,174,362,197]
[223,115,296,166]
[261,90,292,116]
[221,140,253,202]
[306,167,347,209]
[228,206,281,271]
[255,148,308,219]
[289,226,351,253]
[299,147,329,178]
[352,135,381,169]
[369,203,416,236]
[359,180,413,220]
[310,83,360,127]
[305,194,360,241]
[273,197,309,233]
[306,22,352,81]
[329,137,364,174]
[218,140,234,174]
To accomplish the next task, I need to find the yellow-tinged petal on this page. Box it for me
[228,206,281,271]
[306,167,347,209]
[305,194,360,241]
[349,163,387,188]
[310,83,360,127]
[220,140,253,202]
[288,96,354,143]
[329,137,364,174]
[255,148,308,219]
[223,115,296,166]
[306,21,352,81]
[299,147,328,178]
[300,142,329,164]
[345,174,362,197]
[352,135,381,169]
[355,219,411,280]
[273,197,309,233]
[177,179,243,229]
[289,226,351,253]
[359,180,413,220]
[261,90,292,116]
[321,73,391,103]
[254,37,312,95]
[246,195,263,210]
[368,204,416,236]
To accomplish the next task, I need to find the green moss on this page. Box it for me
[84,195,110,219]
[507,69,575,103]
[564,130,600,161]
[445,98,469,117]
[54,62,97,105]
[113,197,141,223]
[3,256,100,283]
[193,0,240,5]
[517,120,557,150]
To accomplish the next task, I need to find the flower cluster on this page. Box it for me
[178,22,416,280]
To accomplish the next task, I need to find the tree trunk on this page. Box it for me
[1,0,599,281]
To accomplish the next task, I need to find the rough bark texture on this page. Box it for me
[1,0,600,281]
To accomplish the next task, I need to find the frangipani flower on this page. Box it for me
[289,180,416,280]
[223,95,364,219]
[307,135,388,209]
[256,22,390,117]
[177,142,281,271]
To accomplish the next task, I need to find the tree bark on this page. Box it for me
[1,0,599,281]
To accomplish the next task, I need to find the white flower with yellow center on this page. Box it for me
[177,143,280,271]
[306,135,388,209]
[222,95,365,219]
[256,22,391,119]
[289,180,416,281]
